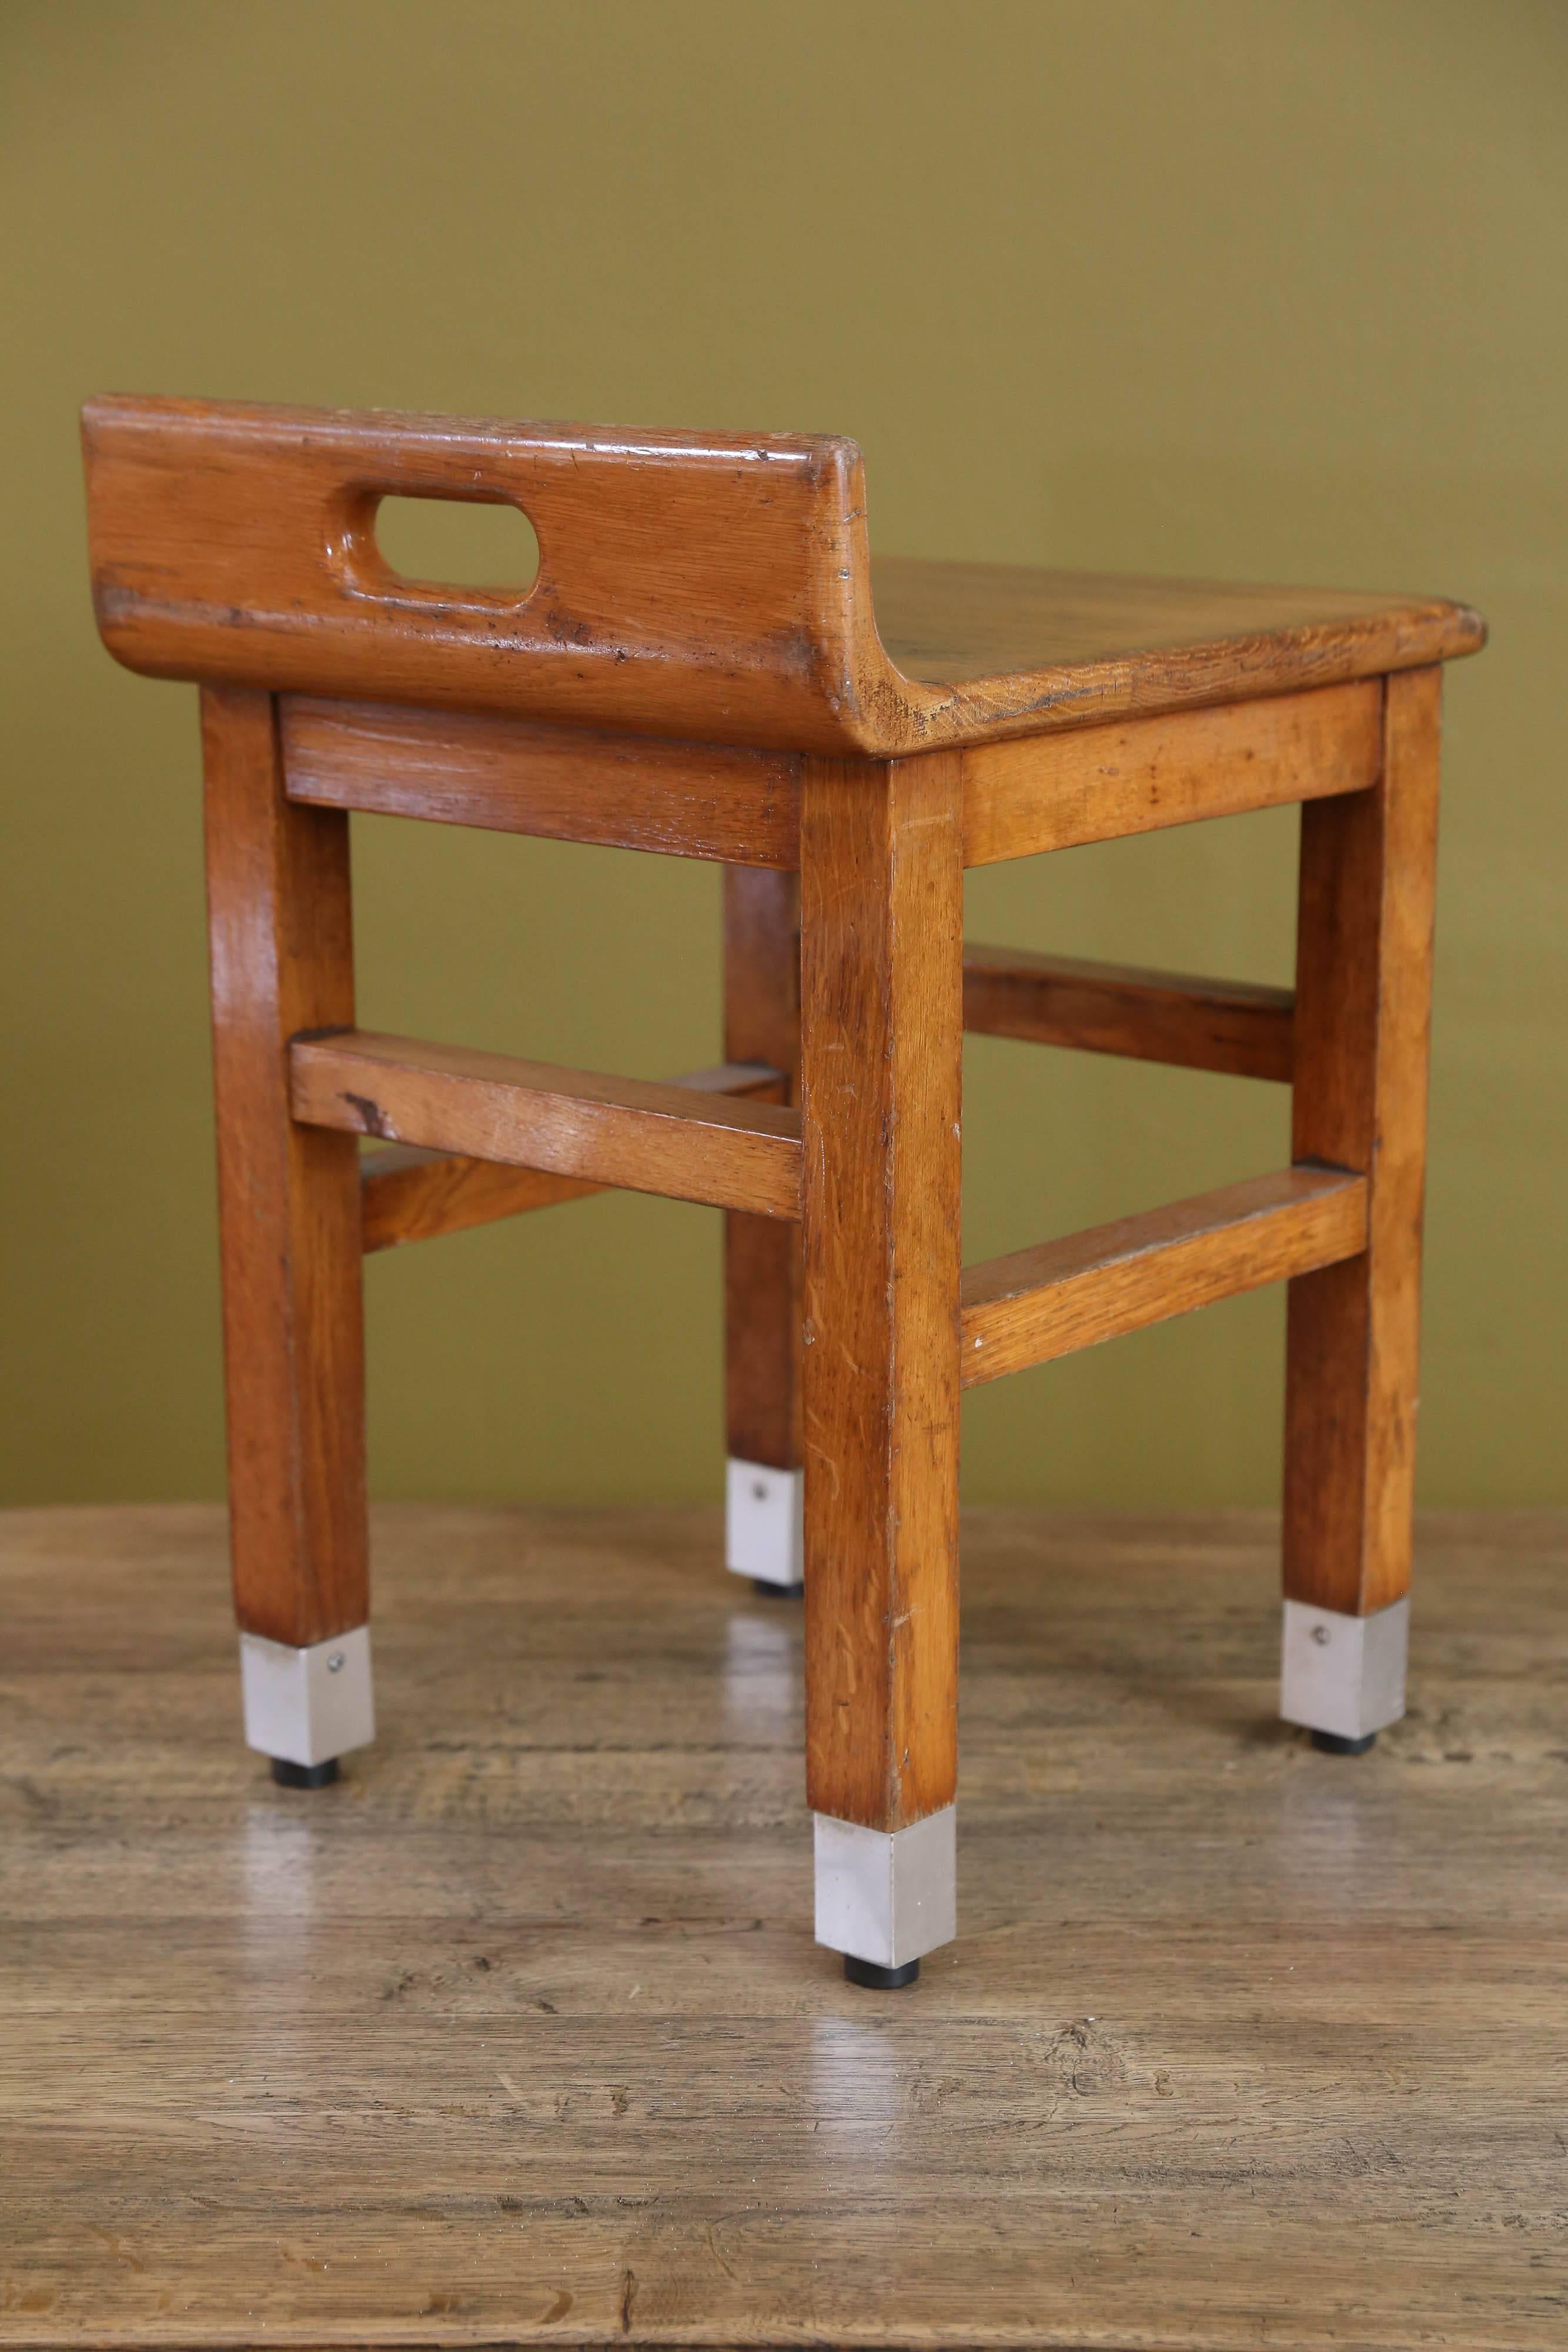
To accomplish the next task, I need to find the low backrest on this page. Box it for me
[82,396,881,751]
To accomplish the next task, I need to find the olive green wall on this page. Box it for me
[4,0,1563,1507]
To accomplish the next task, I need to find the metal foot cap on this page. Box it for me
[726,1459,804,1590]
[753,1577,804,1601]
[813,1805,956,1970]
[239,1624,375,1769]
[1280,1597,1407,1741]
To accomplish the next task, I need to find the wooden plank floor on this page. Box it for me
[2,1505,1565,2350]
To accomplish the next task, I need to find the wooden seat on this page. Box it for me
[871,556,1480,731]
[83,395,1485,1988]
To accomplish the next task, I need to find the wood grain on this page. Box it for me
[82,397,868,754]
[293,1031,803,1220]
[284,679,1375,884]
[200,688,366,1649]
[84,396,1484,757]
[282,697,801,868]
[1284,669,1442,1617]
[2,1500,1564,2351]
[961,680,1382,863]
[362,1144,602,1252]
[723,871,804,1469]
[963,941,1295,1081]
[362,1064,784,1251]
[872,551,1485,720]
[961,1166,1368,1387]
[800,753,963,1832]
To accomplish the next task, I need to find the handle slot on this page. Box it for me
[371,493,540,600]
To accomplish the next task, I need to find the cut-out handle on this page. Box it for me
[373,494,540,598]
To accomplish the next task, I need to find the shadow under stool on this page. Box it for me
[82,395,1485,1987]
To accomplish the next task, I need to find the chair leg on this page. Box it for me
[722,868,805,1594]
[201,687,373,1781]
[799,753,963,1982]
[1282,669,1442,1748]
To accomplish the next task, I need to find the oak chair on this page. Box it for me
[83,396,1484,1987]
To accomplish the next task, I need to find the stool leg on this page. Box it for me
[201,687,372,1783]
[722,868,805,1595]
[800,753,962,1983]
[1282,669,1442,1749]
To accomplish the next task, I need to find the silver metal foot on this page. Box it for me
[1280,1596,1408,1743]
[813,1805,956,1970]
[238,1625,375,1769]
[726,1458,804,1592]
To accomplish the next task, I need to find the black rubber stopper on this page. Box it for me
[270,1756,340,1789]
[753,1578,805,1600]
[843,1954,920,1990]
[1311,1729,1377,1756]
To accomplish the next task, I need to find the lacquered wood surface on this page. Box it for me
[362,1064,783,1252]
[280,681,1381,874]
[84,397,1484,756]
[723,871,803,1471]
[201,688,367,1649]
[83,398,867,754]
[961,1167,1368,1387]
[1284,669,1442,1617]
[800,755,962,1832]
[278,680,1384,876]
[292,1033,803,1222]
[872,556,1480,691]
[4,1502,1563,2349]
[959,679,1382,863]
[282,698,803,868]
[962,943,1295,1082]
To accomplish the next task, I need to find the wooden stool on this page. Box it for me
[83,397,1484,1986]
